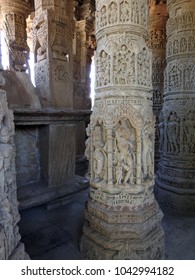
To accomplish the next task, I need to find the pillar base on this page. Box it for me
[155,178,195,216]
[80,195,165,260]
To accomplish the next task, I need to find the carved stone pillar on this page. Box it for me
[73,0,95,110]
[156,0,195,214]
[0,68,28,259]
[81,0,164,259]
[0,0,32,72]
[33,0,74,108]
[148,0,168,166]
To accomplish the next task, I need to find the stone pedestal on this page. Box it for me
[156,0,195,215]
[81,0,164,259]
[40,124,76,187]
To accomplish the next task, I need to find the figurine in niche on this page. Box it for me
[92,126,106,182]
[84,126,91,179]
[100,51,110,85]
[184,110,195,153]
[116,164,123,185]
[158,112,164,152]
[100,6,107,27]
[0,125,14,187]
[120,1,129,22]
[109,2,117,24]
[142,119,153,179]
[166,112,180,153]
[115,118,135,185]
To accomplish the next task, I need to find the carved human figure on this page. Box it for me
[184,110,195,152]
[116,164,123,184]
[0,125,14,187]
[115,119,135,184]
[120,1,129,22]
[36,22,48,61]
[166,112,180,153]
[100,6,107,27]
[115,45,130,85]
[109,2,117,24]
[92,126,106,182]
[93,145,105,182]
[85,126,91,179]
[131,1,139,24]
[158,112,164,152]
[142,121,153,179]
[100,51,110,86]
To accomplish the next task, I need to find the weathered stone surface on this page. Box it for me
[0,79,28,259]
[0,0,33,72]
[148,1,168,167]
[33,1,74,108]
[73,7,95,110]
[2,71,41,109]
[15,127,40,187]
[156,0,195,215]
[17,175,89,210]
[40,124,76,187]
[81,0,165,259]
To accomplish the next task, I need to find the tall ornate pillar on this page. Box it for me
[73,0,95,110]
[148,0,168,166]
[0,0,32,72]
[156,0,195,214]
[81,0,164,259]
[33,0,74,108]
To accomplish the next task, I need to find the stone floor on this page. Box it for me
[18,188,195,260]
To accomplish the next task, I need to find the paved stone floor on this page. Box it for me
[18,188,195,260]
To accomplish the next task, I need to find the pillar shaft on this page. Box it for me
[156,0,195,214]
[0,0,32,72]
[148,1,168,166]
[73,0,95,110]
[33,0,74,108]
[81,0,164,259]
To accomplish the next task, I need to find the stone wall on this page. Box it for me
[0,83,27,259]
